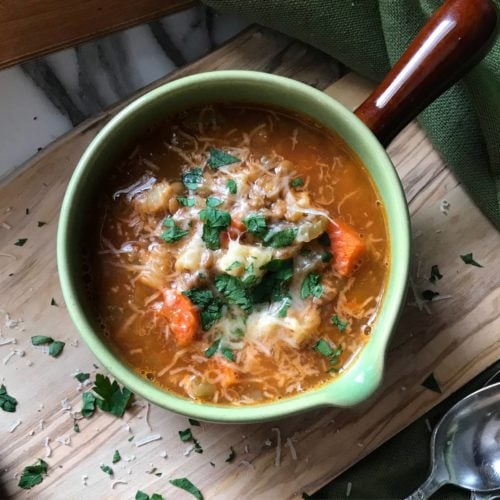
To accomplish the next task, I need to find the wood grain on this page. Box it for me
[0,26,498,500]
[0,0,193,70]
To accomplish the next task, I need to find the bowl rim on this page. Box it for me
[57,70,411,423]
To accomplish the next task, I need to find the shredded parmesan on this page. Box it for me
[111,480,128,489]
[0,337,16,346]
[145,402,152,431]
[43,437,52,457]
[286,437,298,460]
[238,460,255,469]
[2,351,15,364]
[8,420,21,432]
[60,399,72,412]
[135,434,162,447]
[272,428,282,466]
[184,444,195,457]
[346,481,352,497]
[56,435,71,446]
[82,474,88,486]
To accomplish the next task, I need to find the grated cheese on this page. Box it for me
[160,451,168,459]
[8,420,21,433]
[272,428,282,467]
[43,437,52,457]
[346,481,352,497]
[55,435,71,446]
[285,437,298,460]
[111,480,128,489]
[2,351,15,365]
[0,337,16,346]
[135,434,162,447]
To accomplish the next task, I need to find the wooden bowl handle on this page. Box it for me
[354,0,498,146]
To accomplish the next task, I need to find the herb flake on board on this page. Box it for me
[460,253,483,268]
[169,478,204,500]
[18,459,48,490]
[0,384,17,412]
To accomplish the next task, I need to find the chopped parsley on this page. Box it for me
[215,274,253,313]
[177,196,196,207]
[321,251,332,263]
[252,259,293,304]
[226,179,237,194]
[277,297,292,318]
[225,261,243,271]
[91,374,133,417]
[221,348,235,362]
[331,315,349,332]
[136,492,163,500]
[243,213,267,238]
[263,227,297,248]
[31,335,53,346]
[204,339,220,358]
[37,221,47,227]
[313,339,343,367]
[50,297,58,306]
[290,177,304,188]
[48,340,65,358]
[100,464,113,476]
[73,421,80,433]
[112,450,121,464]
[300,273,323,299]
[18,459,48,489]
[241,263,257,286]
[169,478,204,500]
[225,446,236,463]
[0,384,17,412]
[15,238,28,247]
[199,206,231,250]
[183,288,224,331]
[188,418,201,426]
[161,217,189,243]
[206,197,223,208]
[422,290,440,301]
[182,168,203,190]
[429,265,443,283]
[460,253,483,268]
[81,392,96,418]
[179,428,193,442]
[74,372,90,383]
[207,148,239,169]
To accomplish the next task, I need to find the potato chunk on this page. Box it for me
[133,180,173,213]
[296,216,328,243]
[216,240,273,278]
[138,244,173,289]
[175,230,206,273]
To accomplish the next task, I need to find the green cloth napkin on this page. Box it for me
[202,0,500,229]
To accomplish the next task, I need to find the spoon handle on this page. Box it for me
[405,471,447,500]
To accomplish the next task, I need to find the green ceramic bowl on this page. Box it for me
[58,70,410,423]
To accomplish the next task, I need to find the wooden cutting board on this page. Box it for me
[1,27,499,500]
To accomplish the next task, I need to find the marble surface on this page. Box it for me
[0,5,249,181]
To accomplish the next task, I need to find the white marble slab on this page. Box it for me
[0,5,249,180]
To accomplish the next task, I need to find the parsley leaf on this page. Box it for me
[92,374,133,417]
[206,197,223,208]
[215,274,253,313]
[18,459,48,489]
[73,421,80,433]
[225,261,242,271]
[226,179,237,194]
[313,339,343,366]
[263,227,297,248]
[225,446,236,463]
[81,392,96,418]
[207,148,239,169]
[321,251,332,263]
[243,213,267,238]
[221,348,235,362]
[179,428,193,442]
[112,450,121,464]
[182,168,203,190]
[422,290,440,301]
[241,263,257,286]
[161,217,189,243]
[429,264,443,283]
[136,492,164,500]
[331,315,349,332]
[204,339,221,358]
[0,384,17,412]
[169,478,204,500]
[31,335,53,346]
[15,238,28,247]
[177,196,196,207]
[252,259,293,304]
[199,207,231,250]
[100,464,113,476]
[300,273,323,299]
[183,288,224,331]
[50,297,58,306]
[48,340,65,358]
[189,418,201,426]
[460,253,483,268]
[74,372,90,383]
[277,297,292,318]
[290,177,304,188]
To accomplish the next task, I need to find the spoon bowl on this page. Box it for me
[407,382,500,499]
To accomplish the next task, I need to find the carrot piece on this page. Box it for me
[162,290,200,347]
[327,220,366,277]
[206,358,238,387]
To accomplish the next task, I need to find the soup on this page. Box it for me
[87,104,389,406]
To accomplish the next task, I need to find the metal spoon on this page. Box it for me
[406,382,500,499]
